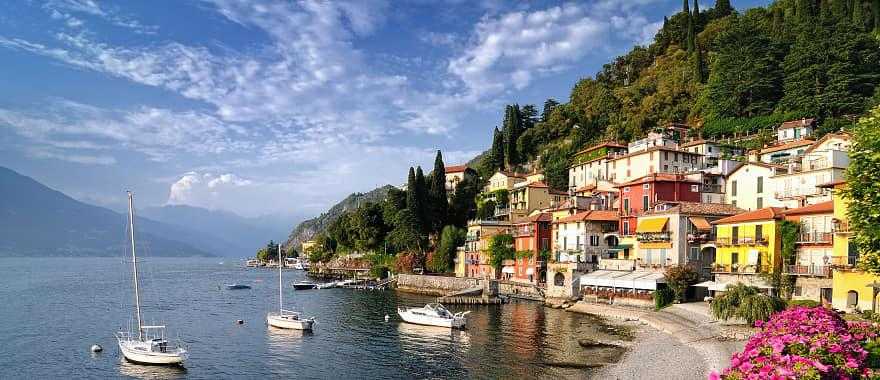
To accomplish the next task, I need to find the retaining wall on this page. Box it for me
[396,274,481,296]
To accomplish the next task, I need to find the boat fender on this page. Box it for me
[384,315,390,322]
[90,344,103,353]
[236,319,244,325]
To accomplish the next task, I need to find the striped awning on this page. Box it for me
[636,218,668,233]
[689,217,712,230]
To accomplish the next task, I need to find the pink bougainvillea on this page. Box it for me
[713,307,880,380]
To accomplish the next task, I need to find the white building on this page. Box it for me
[777,118,816,142]
[725,162,785,211]
[771,134,850,208]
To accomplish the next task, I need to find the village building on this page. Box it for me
[772,133,850,208]
[724,162,785,211]
[776,118,816,142]
[510,213,552,285]
[444,164,477,193]
[568,142,627,189]
[545,210,618,299]
[616,173,702,236]
[758,139,815,164]
[823,181,874,312]
[484,171,527,193]
[781,201,836,304]
[710,207,786,291]
[680,139,746,167]
[462,220,510,279]
[607,146,703,184]
[508,181,565,223]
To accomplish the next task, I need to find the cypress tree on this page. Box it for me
[414,167,429,234]
[832,0,849,21]
[502,104,522,168]
[797,0,814,24]
[873,0,880,33]
[683,0,690,14]
[406,167,417,211]
[694,0,700,15]
[429,150,448,234]
[491,127,504,171]
[694,44,705,83]
[715,0,733,17]
[687,7,696,52]
[541,98,559,122]
[854,0,866,30]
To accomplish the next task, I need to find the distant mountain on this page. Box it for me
[284,185,396,251]
[141,205,297,256]
[0,166,212,257]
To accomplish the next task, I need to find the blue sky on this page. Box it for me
[0,0,770,218]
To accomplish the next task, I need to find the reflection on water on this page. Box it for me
[1,258,631,379]
[118,359,186,380]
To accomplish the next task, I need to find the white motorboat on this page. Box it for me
[397,303,469,329]
[267,245,315,331]
[116,192,187,366]
[316,281,337,289]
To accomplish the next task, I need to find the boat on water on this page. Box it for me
[267,246,315,331]
[397,303,469,329]
[316,281,337,289]
[225,284,251,290]
[245,259,261,267]
[116,191,188,366]
[292,281,318,290]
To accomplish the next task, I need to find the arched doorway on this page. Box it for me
[553,272,565,286]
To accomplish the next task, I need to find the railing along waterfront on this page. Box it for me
[712,264,771,274]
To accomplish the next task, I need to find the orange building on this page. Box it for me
[511,213,552,285]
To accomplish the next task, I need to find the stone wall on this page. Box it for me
[498,280,544,300]
[396,274,481,296]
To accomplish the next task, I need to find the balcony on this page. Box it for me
[785,264,831,277]
[502,259,516,267]
[494,207,510,217]
[702,184,723,193]
[797,231,832,244]
[688,232,714,244]
[833,220,851,234]
[465,234,480,242]
[775,187,826,199]
[714,236,767,246]
[712,264,771,274]
[598,259,636,271]
[512,226,534,237]
[636,232,671,242]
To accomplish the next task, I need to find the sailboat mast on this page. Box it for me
[127,191,143,340]
[278,244,283,312]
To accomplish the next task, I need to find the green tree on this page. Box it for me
[414,167,429,233]
[664,265,700,302]
[429,225,466,272]
[350,202,387,253]
[714,0,733,18]
[490,127,505,171]
[487,234,515,270]
[874,0,880,33]
[539,145,572,191]
[700,17,785,119]
[382,187,407,224]
[428,150,448,234]
[387,209,424,253]
[502,104,523,167]
[846,106,880,274]
[405,167,424,233]
[521,104,539,130]
[448,172,479,227]
[541,98,559,122]
[687,3,696,52]
[853,0,867,30]
[710,283,785,325]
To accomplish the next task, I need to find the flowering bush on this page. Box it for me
[712,306,880,379]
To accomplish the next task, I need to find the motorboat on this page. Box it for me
[246,259,260,267]
[397,303,469,329]
[225,284,251,290]
[116,192,188,366]
[267,246,315,331]
[292,281,317,290]
[316,281,337,289]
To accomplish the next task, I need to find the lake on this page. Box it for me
[0,257,627,379]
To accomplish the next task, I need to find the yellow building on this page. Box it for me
[824,180,876,312]
[484,171,526,193]
[711,207,786,289]
[509,181,565,222]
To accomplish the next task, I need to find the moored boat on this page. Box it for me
[397,303,469,329]
[292,281,317,290]
[225,284,251,290]
[267,245,315,331]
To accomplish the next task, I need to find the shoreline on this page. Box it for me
[565,302,750,379]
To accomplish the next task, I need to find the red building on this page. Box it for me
[511,213,552,285]
[615,173,701,235]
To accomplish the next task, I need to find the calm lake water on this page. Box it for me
[0,257,626,379]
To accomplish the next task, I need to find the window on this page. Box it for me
[731,180,738,196]
[847,291,859,307]
[590,235,599,246]
[691,184,699,192]
[664,151,669,160]
[643,184,650,189]
[757,176,764,193]
[732,226,739,243]
[689,247,699,261]
[731,252,739,265]
[756,197,763,209]
[675,152,679,161]
[623,221,630,235]
[664,164,669,171]
[755,224,763,241]
[624,187,631,193]
[642,195,649,210]
[793,287,802,297]
[708,146,713,153]
[623,198,630,213]
[576,236,581,249]
[732,200,737,207]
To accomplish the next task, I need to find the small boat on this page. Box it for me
[267,246,314,331]
[292,281,317,290]
[397,303,469,329]
[316,282,337,289]
[225,284,251,290]
[246,259,260,267]
[116,192,188,366]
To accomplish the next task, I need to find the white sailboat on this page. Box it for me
[116,191,188,366]
[267,245,315,330]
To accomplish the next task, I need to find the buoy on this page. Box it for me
[90,344,103,353]
[384,315,390,322]
[236,319,244,325]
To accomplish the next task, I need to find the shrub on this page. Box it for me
[654,287,674,310]
[715,307,880,379]
[664,265,700,302]
[710,283,785,325]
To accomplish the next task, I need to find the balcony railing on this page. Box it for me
[688,233,714,243]
[785,264,831,277]
[598,259,636,271]
[833,220,851,234]
[702,184,723,193]
[797,232,833,244]
[512,227,534,237]
[711,264,771,274]
[494,207,510,217]
[465,234,479,242]
[502,259,516,266]
[636,232,671,242]
[714,236,768,246]
[775,187,826,199]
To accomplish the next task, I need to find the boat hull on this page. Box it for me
[267,314,314,330]
[292,283,317,290]
[117,341,186,365]
[397,311,466,329]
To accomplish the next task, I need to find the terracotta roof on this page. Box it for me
[649,201,744,216]
[445,164,472,174]
[497,170,527,179]
[726,161,785,177]
[549,189,568,195]
[781,201,833,216]
[817,179,847,188]
[574,141,627,156]
[526,181,549,188]
[759,139,815,154]
[804,132,851,153]
[679,139,708,148]
[712,207,787,225]
[554,210,619,224]
[615,173,700,187]
[516,212,552,225]
[779,118,816,130]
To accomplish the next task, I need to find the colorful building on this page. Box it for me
[780,201,836,303]
[616,173,702,236]
[776,118,816,142]
[508,181,564,222]
[724,162,785,211]
[823,181,875,312]
[444,164,477,193]
[511,212,552,285]
[710,207,786,290]
[607,146,703,184]
[463,220,511,279]
[568,141,628,189]
[484,170,526,193]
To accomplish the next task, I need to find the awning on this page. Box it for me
[526,268,535,275]
[502,266,515,274]
[694,281,730,291]
[579,270,665,290]
[689,217,712,231]
[636,218,668,233]
[607,244,633,252]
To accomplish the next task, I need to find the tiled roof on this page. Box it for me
[649,201,744,216]
[781,201,833,216]
[517,212,552,224]
[818,179,847,188]
[445,164,472,173]
[779,118,816,130]
[804,132,851,153]
[527,181,549,188]
[759,139,815,154]
[726,161,786,177]
[554,210,619,224]
[498,170,527,179]
[712,207,787,225]
[615,173,700,187]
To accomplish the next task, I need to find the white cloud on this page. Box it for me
[43,0,158,34]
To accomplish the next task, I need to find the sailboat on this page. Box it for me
[267,245,315,330]
[115,191,188,365]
